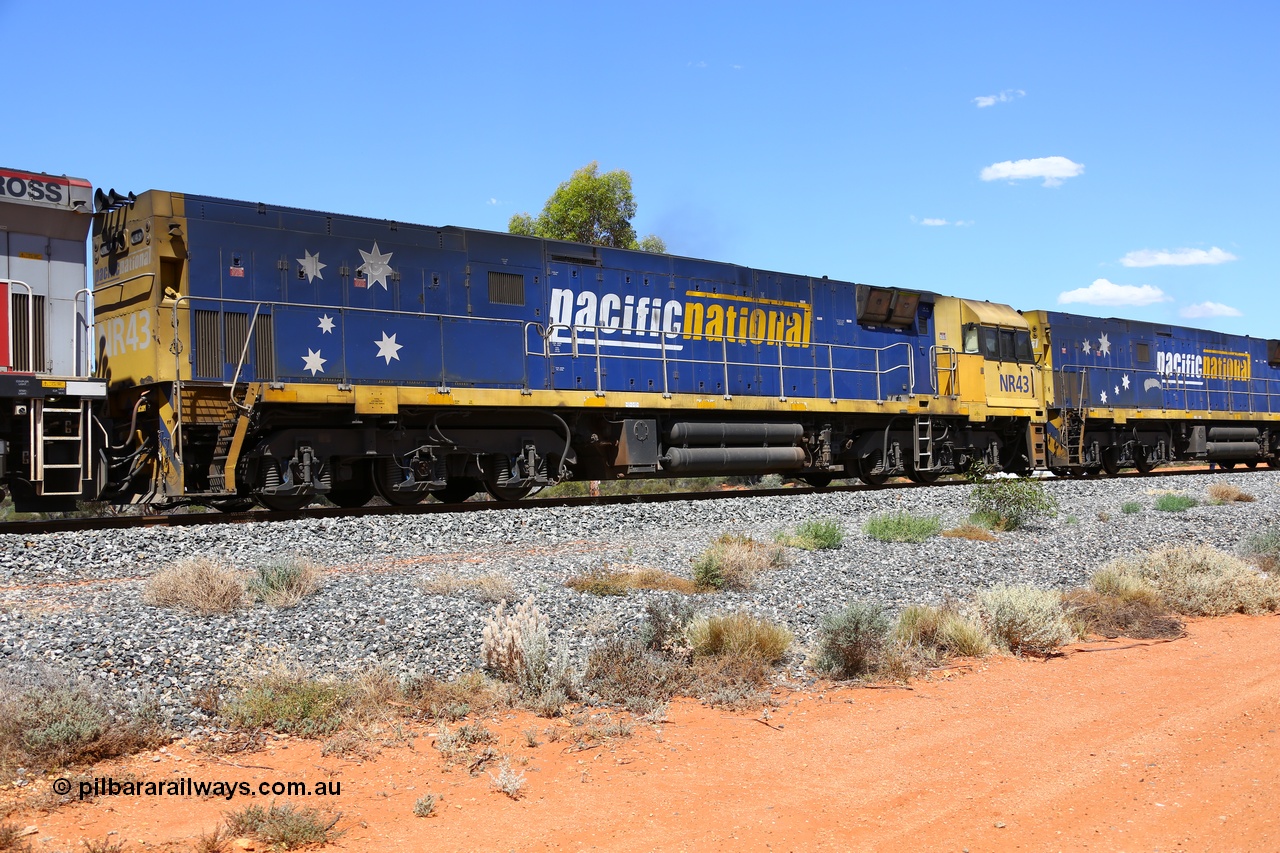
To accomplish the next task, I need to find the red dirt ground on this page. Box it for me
[4,614,1278,852]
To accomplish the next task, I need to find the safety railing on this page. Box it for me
[929,345,959,396]
[1057,363,1280,416]
[524,321,916,403]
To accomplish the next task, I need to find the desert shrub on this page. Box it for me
[224,801,343,849]
[565,566,698,596]
[1062,588,1183,640]
[894,603,991,657]
[420,572,515,603]
[413,794,437,817]
[863,511,941,543]
[403,671,510,720]
[142,557,245,615]
[1240,528,1280,575]
[1121,501,1142,514]
[688,654,775,709]
[1102,546,1280,616]
[0,675,163,776]
[968,470,1058,530]
[1206,482,1254,504]
[480,597,573,701]
[223,670,350,736]
[975,585,1074,655]
[488,758,527,799]
[246,558,321,607]
[639,599,697,659]
[0,824,33,853]
[778,519,844,551]
[581,638,689,712]
[812,602,891,677]
[1154,493,1197,512]
[691,534,789,590]
[687,612,792,662]
[941,524,997,542]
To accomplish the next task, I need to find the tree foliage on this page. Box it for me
[508,162,666,253]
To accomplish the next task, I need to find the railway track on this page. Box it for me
[0,465,1266,537]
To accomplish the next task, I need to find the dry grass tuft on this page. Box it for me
[687,612,792,662]
[565,566,699,596]
[1102,545,1280,616]
[894,603,992,657]
[143,557,245,615]
[691,534,789,590]
[1062,588,1184,640]
[1206,482,1255,504]
[420,572,515,603]
[941,524,998,542]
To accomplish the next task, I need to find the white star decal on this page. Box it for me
[297,250,326,283]
[1100,389,1108,404]
[318,314,335,334]
[374,331,403,364]
[1122,374,1131,390]
[1098,333,1111,356]
[301,348,327,376]
[1114,385,1120,396]
[358,242,394,290]
[1082,339,1091,355]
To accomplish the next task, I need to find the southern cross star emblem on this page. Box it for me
[374,331,403,364]
[1100,389,1108,404]
[1082,339,1091,355]
[358,242,394,289]
[1098,333,1111,356]
[302,348,327,376]
[1122,374,1131,390]
[298,250,326,283]
[318,315,335,334]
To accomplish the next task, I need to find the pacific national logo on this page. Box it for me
[1156,348,1250,382]
[549,288,812,352]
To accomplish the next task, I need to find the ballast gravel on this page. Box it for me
[1,470,1276,729]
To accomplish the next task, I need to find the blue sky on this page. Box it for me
[9,1,1276,336]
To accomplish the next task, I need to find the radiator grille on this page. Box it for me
[9,294,47,372]
[194,310,220,378]
[255,314,275,380]
[487,271,525,306]
[224,312,250,368]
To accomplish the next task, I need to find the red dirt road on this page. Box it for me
[6,614,1279,851]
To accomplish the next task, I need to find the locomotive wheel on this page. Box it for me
[905,463,940,484]
[431,478,482,504]
[857,456,890,487]
[1245,460,1259,470]
[1100,448,1122,477]
[801,474,833,489]
[1269,457,1280,469]
[484,483,535,502]
[373,459,426,506]
[1133,446,1154,474]
[1217,461,1236,471]
[258,492,312,512]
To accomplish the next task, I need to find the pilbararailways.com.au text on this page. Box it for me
[53,776,341,801]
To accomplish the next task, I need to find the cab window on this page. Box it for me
[963,325,980,354]
[980,327,999,360]
[1014,330,1033,362]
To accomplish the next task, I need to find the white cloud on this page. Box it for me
[487,198,499,205]
[973,89,1025,108]
[981,156,1084,187]
[1180,301,1242,319]
[1119,247,1238,267]
[954,220,974,227]
[921,218,949,226]
[1057,278,1171,307]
